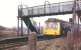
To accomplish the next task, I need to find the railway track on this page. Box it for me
[0,35,64,49]
[0,36,27,49]
[0,41,27,50]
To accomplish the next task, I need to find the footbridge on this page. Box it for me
[18,1,81,17]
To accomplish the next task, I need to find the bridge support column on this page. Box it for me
[17,17,24,36]
[21,18,23,36]
[17,17,20,36]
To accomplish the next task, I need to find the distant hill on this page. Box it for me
[0,25,28,37]
[0,26,17,37]
[0,26,6,30]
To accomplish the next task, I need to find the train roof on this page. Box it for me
[45,18,68,23]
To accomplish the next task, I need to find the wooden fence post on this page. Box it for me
[28,32,37,50]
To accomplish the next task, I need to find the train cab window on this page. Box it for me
[47,22,58,29]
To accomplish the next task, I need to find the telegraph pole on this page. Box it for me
[72,0,81,50]
[72,0,77,50]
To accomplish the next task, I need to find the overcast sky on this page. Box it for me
[0,0,73,28]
